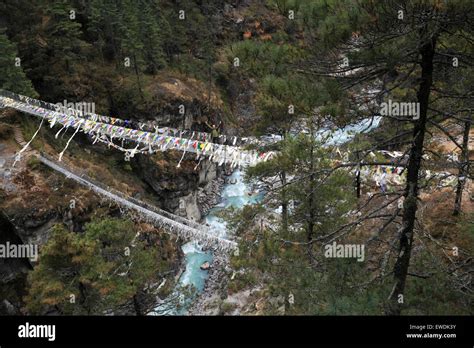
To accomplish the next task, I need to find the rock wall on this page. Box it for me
[133,152,223,222]
[0,212,32,315]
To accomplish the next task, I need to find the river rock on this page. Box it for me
[0,299,17,315]
[200,261,211,270]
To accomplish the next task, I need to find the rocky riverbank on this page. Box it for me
[197,176,225,217]
[187,251,230,315]
[188,170,230,314]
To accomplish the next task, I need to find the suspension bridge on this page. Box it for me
[38,155,238,252]
[2,90,454,252]
[0,90,254,252]
[0,90,275,167]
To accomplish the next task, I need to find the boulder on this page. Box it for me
[200,261,211,270]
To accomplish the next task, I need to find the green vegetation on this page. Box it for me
[223,0,473,316]
[0,0,472,317]
[0,29,37,96]
[25,217,174,315]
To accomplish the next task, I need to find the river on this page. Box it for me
[150,169,263,315]
[151,116,382,315]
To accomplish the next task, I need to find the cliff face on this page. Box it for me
[0,212,31,315]
[145,75,224,129]
[133,153,202,221]
[114,74,226,221]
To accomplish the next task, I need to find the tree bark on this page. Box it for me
[453,117,471,216]
[307,128,316,263]
[208,55,212,110]
[280,170,289,233]
[356,150,361,199]
[356,168,361,199]
[78,280,90,314]
[133,294,143,316]
[133,54,144,101]
[386,37,436,315]
[280,130,289,234]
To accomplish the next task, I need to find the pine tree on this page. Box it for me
[235,132,356,314]
[25,218,170,315]
[118,0,145,99]
[138,0,167,74]
[85,0,107,63]
[297,0,474,314]
[0,30,37,97]
[25,225,107,315]
[225,38,309,232]
[429,32,474,216]
[0,0,46,86]
[44,0,86,73]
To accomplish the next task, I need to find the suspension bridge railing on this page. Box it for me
[0,89,254,146]
[0,90,274,167]
[0,92,274,168]
[38,154,238,252]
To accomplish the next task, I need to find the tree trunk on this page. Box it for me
[356,168,361,199]
[453,117,471,215]
[280,130,289,234]
[133,294,143,316]
[386,37,436,315]
[280,170,289,233]
[208,55,212,110]
[133,54,144,101]
[355,150,361,199]
[78,281,89,314]
[307,134,316,264]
